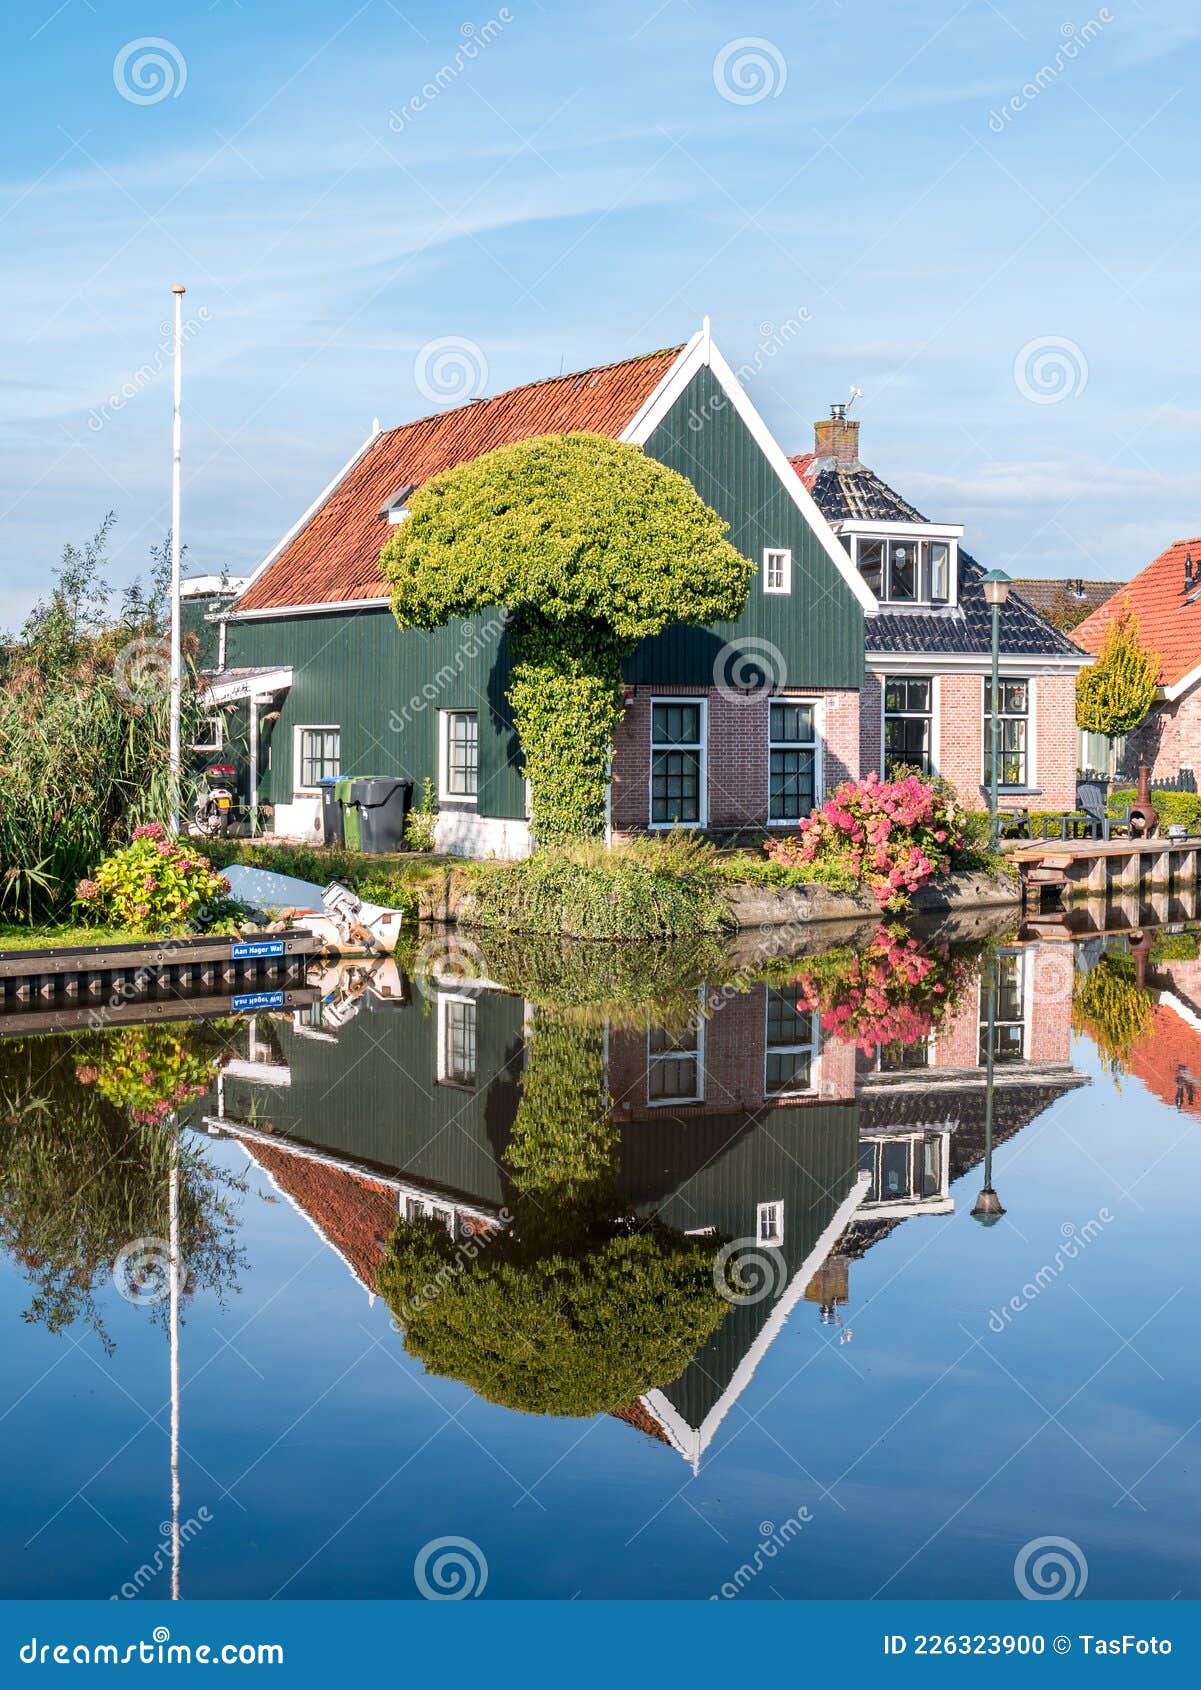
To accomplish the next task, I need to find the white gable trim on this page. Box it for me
[623,327,877,613]
[229,423,384,611]
[1164,662,1201,703]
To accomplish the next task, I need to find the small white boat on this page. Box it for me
[220,865,405,956]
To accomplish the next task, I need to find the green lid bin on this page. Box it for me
[334,776,361,850]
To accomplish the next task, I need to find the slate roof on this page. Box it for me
[789,453,1087,662]
[233,347,683,613]
[1072,536,1201,690]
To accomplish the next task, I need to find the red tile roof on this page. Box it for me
[240,1138,397,1293]
[1129,1000,1201,1117]
[1072,538,1201,688]
[233,348,683,613]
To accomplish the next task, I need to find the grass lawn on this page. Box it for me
[0,922,151,955]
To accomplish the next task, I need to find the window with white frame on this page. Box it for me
[764,988,819,1096]
[984,677,1030,787]
[647,997,704,1104]
[650,701,705,827]
[437,996,477,1087]
[858,1132,946,1207]
[883,677,933,777]
[854,536,952,606]
[192,714,224,754]
[979,950,1027,1065]
[768,700,818,823]
[757,1200,784,1247]
[763,548,792,594]
[442,710,479,801]
[403,1194,455,1234]
[296,726,340,792]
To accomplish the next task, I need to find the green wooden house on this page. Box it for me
[205,322,871,853]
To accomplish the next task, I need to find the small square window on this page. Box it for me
[763,548,792,594]
[757,1201,784,1247]
[192,715,224,754]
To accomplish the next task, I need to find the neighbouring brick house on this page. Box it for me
[1072,537,1201,784]
[1010,577,1125,634]
[791,411,1091,815]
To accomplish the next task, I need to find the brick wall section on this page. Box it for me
[863,667,1079,814]
[927,941,1073,1068]
[610,686,860,834]
[608,984,857,1118]
[1121,683,1201,784]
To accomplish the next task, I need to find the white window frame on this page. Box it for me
[763,547,792,595]
[293,724,340,796]
[436,992,478,1088]
[882,675,935,778]
[646,988,706,1107]
[839,520,961,610]
[757,1200,785,1247]
[979,948,1032,1065]
[192,713,224,754]
[763,989,821,1098]
[767,697,823,826]
[981,674,1036,791]
[439,708,480,806]
[648,696,707,830]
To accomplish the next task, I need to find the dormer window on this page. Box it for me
[379,482,417,524]
[838,521,962,609]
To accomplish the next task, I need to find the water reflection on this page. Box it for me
[2,910,1197,1481]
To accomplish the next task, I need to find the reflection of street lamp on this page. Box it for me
[973,950,1006,1225]
[981,569,1012,848]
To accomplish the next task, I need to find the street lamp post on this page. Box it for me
[980,569,1013,848]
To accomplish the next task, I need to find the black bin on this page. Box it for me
[351,777,413,853]
[318,776,344,846]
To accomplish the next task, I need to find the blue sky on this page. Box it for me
[1,0,1199,621]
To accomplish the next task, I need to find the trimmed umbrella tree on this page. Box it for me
[380,431,754,841]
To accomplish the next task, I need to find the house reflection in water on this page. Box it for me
[203,939,1085,1467]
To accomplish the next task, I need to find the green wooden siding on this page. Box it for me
[227,609,525,816]
[224,363,864,812]
[633,363,864,689]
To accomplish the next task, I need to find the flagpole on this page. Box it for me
[169,284,186,836]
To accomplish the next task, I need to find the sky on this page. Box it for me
[2,0,1200,623]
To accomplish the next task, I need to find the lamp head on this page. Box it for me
[981,568,1012,608]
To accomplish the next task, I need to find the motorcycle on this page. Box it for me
[193,763,237,836]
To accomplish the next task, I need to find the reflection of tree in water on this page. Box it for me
[379,1010,729,1419]
[0,1027,245,1349]
[1071,949,1154,1078]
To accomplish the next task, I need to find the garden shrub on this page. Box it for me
[764,772,967,910]
[463,835,732,939]
[74,1023,231,1125]
[74,823,240,934]
[1071,950,1153,1077]
[404,777,439,852]
[1108,788,1201,832]
[710,850,861,897]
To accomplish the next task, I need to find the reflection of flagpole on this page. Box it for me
[169,1128,181,1600]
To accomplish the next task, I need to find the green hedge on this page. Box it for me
[1108,788,1201,830]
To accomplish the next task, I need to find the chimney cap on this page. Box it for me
[830,401,847,421]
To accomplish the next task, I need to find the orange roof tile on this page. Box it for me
[1072,538,1201,689]
[240,1139,397,1293]
[233,347,683,613]
[1129,1000,1201,1117]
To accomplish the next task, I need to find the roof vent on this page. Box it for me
[379,482,417,523]
[1185,551,1196,591]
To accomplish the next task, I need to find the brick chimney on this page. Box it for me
[813,402,860,468]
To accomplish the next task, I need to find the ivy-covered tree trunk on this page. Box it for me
[508,613,625,843]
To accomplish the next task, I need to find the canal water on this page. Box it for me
[1,913,1199,1601]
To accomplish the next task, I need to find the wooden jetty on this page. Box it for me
[0,929,320,1022]
[1004,836,1201,905]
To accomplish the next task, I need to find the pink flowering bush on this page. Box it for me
[792,925,972,1055]
[75,1026,231,1125]
[74,821,238,934]
[765,771,966,909]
